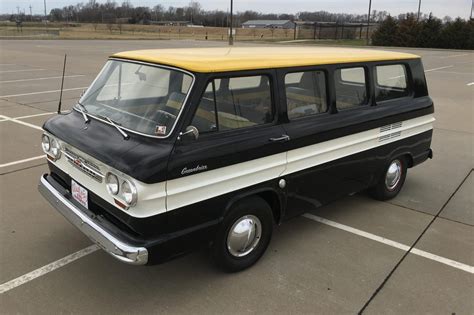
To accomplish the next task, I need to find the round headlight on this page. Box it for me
[121,180,137,206]
[41,134,50,152]
[105,173,119,195]
[50,138,61,159]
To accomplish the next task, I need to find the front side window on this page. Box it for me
[191,75,273,133]
[285,70,327,119]
[335,67,368,110]
[80,60,193,137]
[375,64,409,102]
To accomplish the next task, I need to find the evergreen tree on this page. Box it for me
[371,15,398,46]
[416,13,442,48]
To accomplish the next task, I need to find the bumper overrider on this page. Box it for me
[38,174,148,265]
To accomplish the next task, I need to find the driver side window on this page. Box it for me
[191,75,274,134]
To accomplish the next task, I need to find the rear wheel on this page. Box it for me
[369,157,407,201]
[212,196,273,272]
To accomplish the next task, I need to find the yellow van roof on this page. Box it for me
[111,47,419,73]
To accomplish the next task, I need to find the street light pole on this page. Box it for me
[43,0,47,20]
[229,0,234,45]
[366,0,372,45]
[470,0,473,20]
[417,0,422,21]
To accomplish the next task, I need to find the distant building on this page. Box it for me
[242,20,295,29]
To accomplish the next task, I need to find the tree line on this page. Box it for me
[6,0,393,26]
[372,13,473,49]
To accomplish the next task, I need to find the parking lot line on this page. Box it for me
[0,87,87,99]
[424,65,453,72]
[0,213,471,295]
[0,69,46,73]
[467,82,474,86]
[14,112,56,119]
[0,75,85,84]
[0,115,43,131]
[0,245,99,294]
[303,213,474,274]
[0,155,45,168]
[440,53,469,58]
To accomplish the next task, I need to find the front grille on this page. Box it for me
[63,148,104,182]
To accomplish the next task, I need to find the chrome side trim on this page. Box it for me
[38,174,148,265]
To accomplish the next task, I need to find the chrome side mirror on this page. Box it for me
[178,125,199,141]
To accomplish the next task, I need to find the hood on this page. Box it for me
[43,110,174,184]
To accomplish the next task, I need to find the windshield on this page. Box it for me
[79,60,193,137]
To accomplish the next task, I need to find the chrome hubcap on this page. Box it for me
[385,160,402,191]
[227,215,262,257]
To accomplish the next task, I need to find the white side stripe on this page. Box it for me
[283,115,434,176]
[0,245,99,294]
[166,114,434,212]
[303,213,474,274]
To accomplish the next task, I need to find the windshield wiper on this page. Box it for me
[75,102,90,123]
[94,113,129,140]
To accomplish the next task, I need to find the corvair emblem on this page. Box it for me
[181,165,208,175]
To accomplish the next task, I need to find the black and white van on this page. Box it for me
[39,47,434,271]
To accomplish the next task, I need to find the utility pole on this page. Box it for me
[29,5,32,19]
[17,6,20,15]
[43,0,47,20]
[229,0,234,45]
[471,0,473,20]
[366,0,372,45]
[417,0,422,21]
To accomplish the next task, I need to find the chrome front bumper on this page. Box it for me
[38,174,148,265]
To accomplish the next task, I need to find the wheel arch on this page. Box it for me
[223,187,285,225]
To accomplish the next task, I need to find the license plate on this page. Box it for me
[71,180,88,209]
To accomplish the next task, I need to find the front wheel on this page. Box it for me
[212,196,273,272]
[369,157,407,201]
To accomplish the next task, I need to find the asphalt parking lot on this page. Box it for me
[0,40,472,314]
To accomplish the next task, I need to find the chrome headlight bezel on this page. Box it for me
[41,134,51,152]
[50,138,61,159]
[105,172,120,195]
[121,180,137,207]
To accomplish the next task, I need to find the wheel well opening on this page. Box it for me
[404,154,414,168]
[257,191,281,224]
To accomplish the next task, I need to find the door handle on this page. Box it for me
[269,135,290,142]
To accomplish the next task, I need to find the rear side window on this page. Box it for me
[335,67,368,110]
[375,64,409,102]
[285,70,327,119]
[191,75,273,133]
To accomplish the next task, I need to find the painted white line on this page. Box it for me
[302,213,474,274]
[440,53,469,58]
[0,75,85,84]
[0,115,43,131]
[0,87,87,98]
[424,65,454,73]
[0,155,45,168]
[14,112,56,119]
[0,69,46,73]
[467,82,474,86]
[0,245,99,294]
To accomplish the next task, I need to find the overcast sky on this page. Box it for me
[1,0,471,19]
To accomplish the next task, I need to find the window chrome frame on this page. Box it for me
[74,58,196,139]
